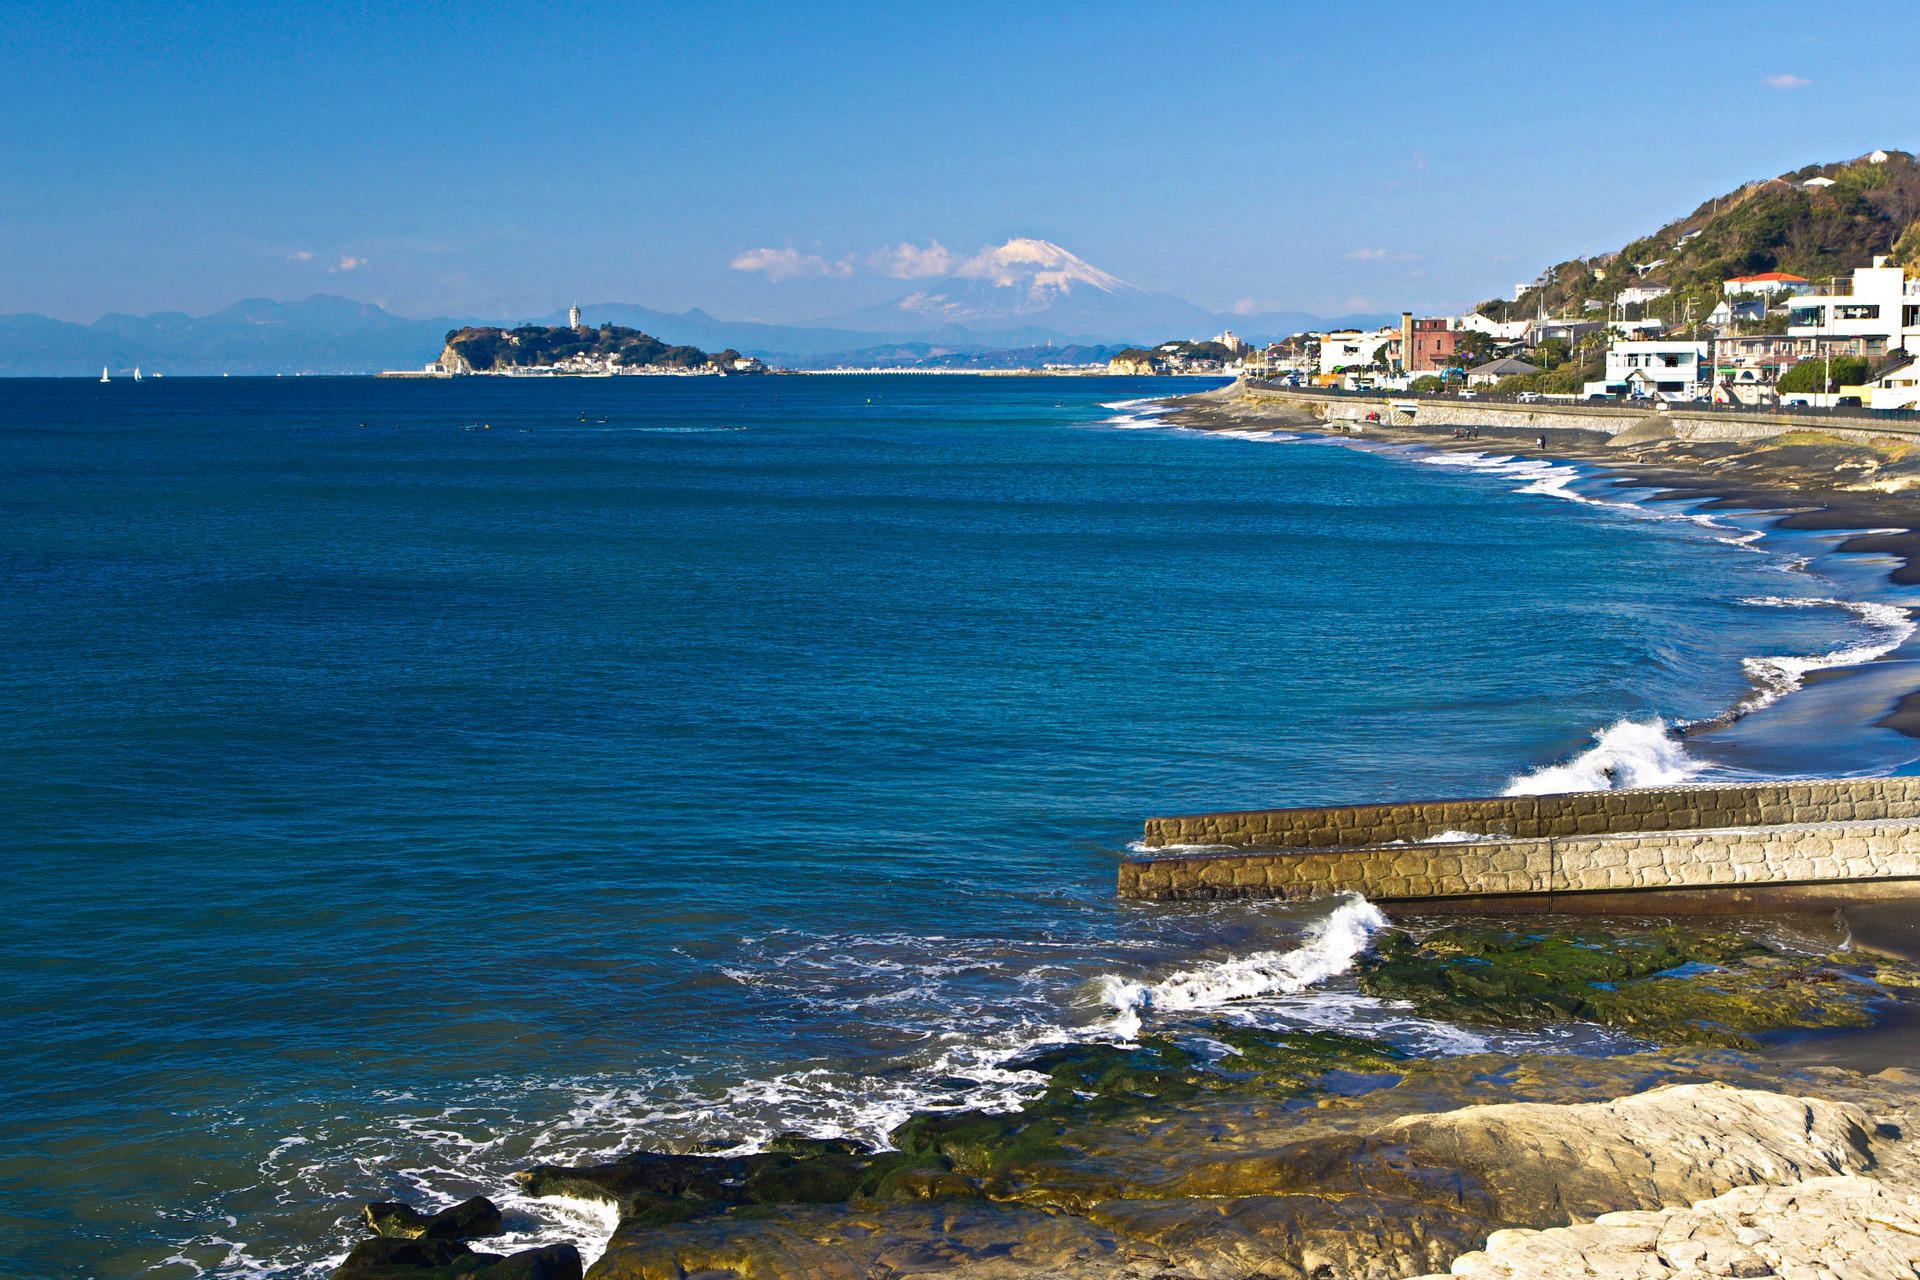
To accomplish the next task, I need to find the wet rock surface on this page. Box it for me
[365,1195,507,1240]
[1356,925,1918,1048]
[332,1197,580,1280]
[540,1046,1920,1280]
[470,928,1920,1278]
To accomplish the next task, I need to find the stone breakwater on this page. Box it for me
[1126,780,1920,911]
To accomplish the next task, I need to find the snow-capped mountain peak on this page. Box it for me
[949,238,1138,296]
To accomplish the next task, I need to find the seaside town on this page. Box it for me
[1111,149,1920,412]
[1122,260,1920,410]
[1134,253,1918,411]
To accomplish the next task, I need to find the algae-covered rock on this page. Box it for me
[518,1139,944,1223]
[332,1238,581,1280]
[1357,925,1904,1047]
[1211,1025,1411,1090]
[363,1196,503,1241]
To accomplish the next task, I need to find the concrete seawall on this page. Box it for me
[1125,780,1920,912]
[1241,385,1920,447]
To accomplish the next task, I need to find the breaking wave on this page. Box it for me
[1730,596,1917,718]
[1094,896,1389,1039]
[1504,718,1708,795]
[1100,398,1173,428]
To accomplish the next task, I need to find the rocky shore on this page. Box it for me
[335,921,1920,1279]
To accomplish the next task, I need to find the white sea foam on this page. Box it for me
[1731,596,1917,716]
[1099,397,1172,428]
[1094,896,1389,1039]
[1415,448,1735,530]
[1504,718,1707,795]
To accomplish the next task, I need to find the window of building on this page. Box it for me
[1905,305,1920,328]
[1837,304,1881,321]
[1656,382,1683,392]
[1790,307,1825,327]
[1662,355,1682,367]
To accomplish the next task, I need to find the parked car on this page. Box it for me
[1783,397,1811,406]
[1456,389,1478,399]
[1837,395,1863,408]
[1515,391,1542,402]
[1586,393,1616,401]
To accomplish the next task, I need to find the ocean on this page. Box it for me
[2,374,1916,1277]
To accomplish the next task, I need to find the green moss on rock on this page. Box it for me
[1357,926,1905,1048]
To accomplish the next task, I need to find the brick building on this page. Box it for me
[1400,313,1466,372]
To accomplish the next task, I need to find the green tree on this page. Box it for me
[1893,220,1920,267]
[1776,356,1870,393]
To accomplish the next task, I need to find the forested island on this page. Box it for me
[435,324,759,375]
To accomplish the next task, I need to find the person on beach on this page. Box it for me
[1536,435,1546,448]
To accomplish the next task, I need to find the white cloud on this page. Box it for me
[1229,297,1273,315]
[1344,248,1390,261]
[286,250,314,262]
[729,247,854,281]
[329,255,367,272]
[1764,74,1811,89]
[872,240,957,279]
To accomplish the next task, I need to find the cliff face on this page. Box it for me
[435,344,474,374]
[1107,349,1164,375]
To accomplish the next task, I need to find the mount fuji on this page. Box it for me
[809,239,1390,344]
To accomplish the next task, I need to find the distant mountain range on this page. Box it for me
[0,241,1396,375]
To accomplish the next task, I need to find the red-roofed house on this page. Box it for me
[1722,273,1811,297]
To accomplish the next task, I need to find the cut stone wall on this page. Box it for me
[1242,386,1920,447]
[1126,780,1920,906]
[1141,779,1920,849]
[1119,820,1920,903]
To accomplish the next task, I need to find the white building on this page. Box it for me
[1867,358,1920,410]
[1606,317,1666,339]
[1586,340,1711,400]
[1785,258,1920,358]
[1708,299,1767,327]
[1317,328,1396,375]
[1723,273,1810,297]
[1456,313,1532,341]
[1212,329,1250,356]
[1617,283,1671,305]
[569,305,583,328]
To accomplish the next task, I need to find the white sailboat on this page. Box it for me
[100,366,110,382]
[133,367,142,381]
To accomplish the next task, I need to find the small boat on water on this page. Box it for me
[100,367,110,382]
[133,367,142,381]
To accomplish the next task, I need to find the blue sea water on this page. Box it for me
[2,374,1917,1277]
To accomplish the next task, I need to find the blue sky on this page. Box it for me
[2,0,1910,324]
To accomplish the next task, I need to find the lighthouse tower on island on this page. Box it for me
[569,305,583,329]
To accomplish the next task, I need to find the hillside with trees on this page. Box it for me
[1485,151,1920,335]
[441,324,719,372]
